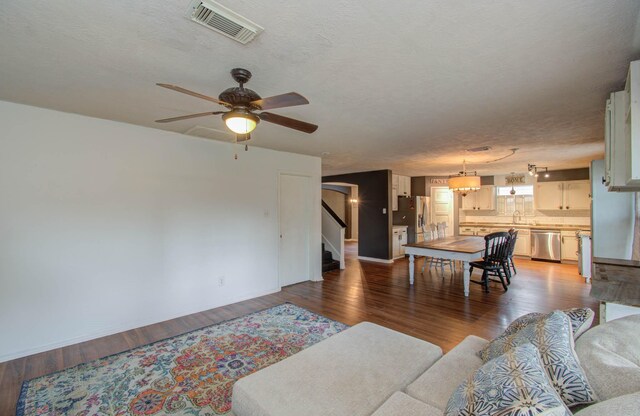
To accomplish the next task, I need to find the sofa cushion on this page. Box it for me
[573,391,640,416]
[406,335,488,411]
[504,308,594,339]
[478,311,595,407]
[231,322,443,416]
[445,343,572,416]
[371,392,443,416]
[575,314,640,401]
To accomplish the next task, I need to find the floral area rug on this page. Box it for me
[17,303,348,416]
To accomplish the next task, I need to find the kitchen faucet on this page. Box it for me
[512,210,522,224]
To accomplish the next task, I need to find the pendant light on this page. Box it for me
[448,160,481,197]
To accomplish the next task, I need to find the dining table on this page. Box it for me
[404,235,486,297]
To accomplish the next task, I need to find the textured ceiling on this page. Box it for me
[1,1,639,176]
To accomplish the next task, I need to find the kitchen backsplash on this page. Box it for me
[459,211,590,226]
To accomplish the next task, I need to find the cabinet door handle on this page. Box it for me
[559,206,563,209]
[562,236,565,243]
[566,206,569,210]
[602,176,606,184]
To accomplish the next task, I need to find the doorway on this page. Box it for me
[279,173,311,287]
[430,187,454,236]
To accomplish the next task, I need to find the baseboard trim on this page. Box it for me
[358,256,393,264]
[0,287,282,363]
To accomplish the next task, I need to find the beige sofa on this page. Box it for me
[232,315,640,415]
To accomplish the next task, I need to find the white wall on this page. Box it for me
[0,101,322,362]
[321,189,346,221]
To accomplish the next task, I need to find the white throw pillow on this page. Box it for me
[504,308,594,340]
[445,343,571,416]
[478,311,596,407]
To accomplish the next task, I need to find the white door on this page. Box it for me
[431,187,454,236]
[279,174,311,287]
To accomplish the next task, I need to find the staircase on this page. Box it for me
[322,243,340,273]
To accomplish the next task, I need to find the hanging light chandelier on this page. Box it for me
[448,160,481,197]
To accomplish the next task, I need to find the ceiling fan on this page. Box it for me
[155,68,318,147]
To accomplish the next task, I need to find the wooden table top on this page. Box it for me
[404,236,485,254]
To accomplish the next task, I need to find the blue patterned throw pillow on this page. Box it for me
[503,308,595,339]
[445,343,571,416]
[478,311,596,408]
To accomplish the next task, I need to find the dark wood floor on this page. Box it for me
[0,242,598,415]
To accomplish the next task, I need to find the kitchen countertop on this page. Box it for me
[459,222,590,231]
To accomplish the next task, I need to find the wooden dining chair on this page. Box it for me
[419,227,435,274]
[469,231,511,293]
[421,224,439,274]
[504,229,519,282]
[427,222,454,274]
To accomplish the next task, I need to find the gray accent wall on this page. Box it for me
[323,170,392,260]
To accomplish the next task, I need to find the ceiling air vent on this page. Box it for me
[187,0,263,44]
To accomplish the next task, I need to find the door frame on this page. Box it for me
[278,172,313,288]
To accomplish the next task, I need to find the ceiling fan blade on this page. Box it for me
[155,111,225,123]
[258,112,318,134]
[156,83,229,106]
[251,92,309,110]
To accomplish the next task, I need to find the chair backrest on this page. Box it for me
[483,232,511,265]
[429,223,438,239]
[507,230,519,256]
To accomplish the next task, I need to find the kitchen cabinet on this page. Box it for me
[563,181,590,210]
[459,226,477,236]
[604,91,632,190]
[534,180,590,211]
[461,186,496,210]
[398,175,411,197]
[561,230,579,261]
[476,226,491,236]
[534,182,563,210]
[513,229,531,256]
[625,60,640,186]
[392,226,408,259]
[603,61,640,190]
[391,174,411,211]
[391,175,399,211]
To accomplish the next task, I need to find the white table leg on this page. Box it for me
[409,254,415,285]
[462,260,470,297]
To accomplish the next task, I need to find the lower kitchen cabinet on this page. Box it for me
[459,226,477,236]
[392,226,408,258]
[513,229,530,256]
[561,230,579,261]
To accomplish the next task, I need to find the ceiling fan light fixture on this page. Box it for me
[223,111,259,134]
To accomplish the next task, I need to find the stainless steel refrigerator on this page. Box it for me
[392,196,430,244]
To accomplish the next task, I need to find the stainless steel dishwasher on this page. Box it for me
[531,230,561,262]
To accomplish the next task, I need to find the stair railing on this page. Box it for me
[321,201,346,269]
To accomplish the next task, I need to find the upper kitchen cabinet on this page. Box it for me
[563,181,591,210]
[391,174,411,211]
[392,174,399,211]
[604,60,640,191]
[398,175,411,197]
[534,180,590,211]
[462,186,496,211]
[625,60,640,186]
